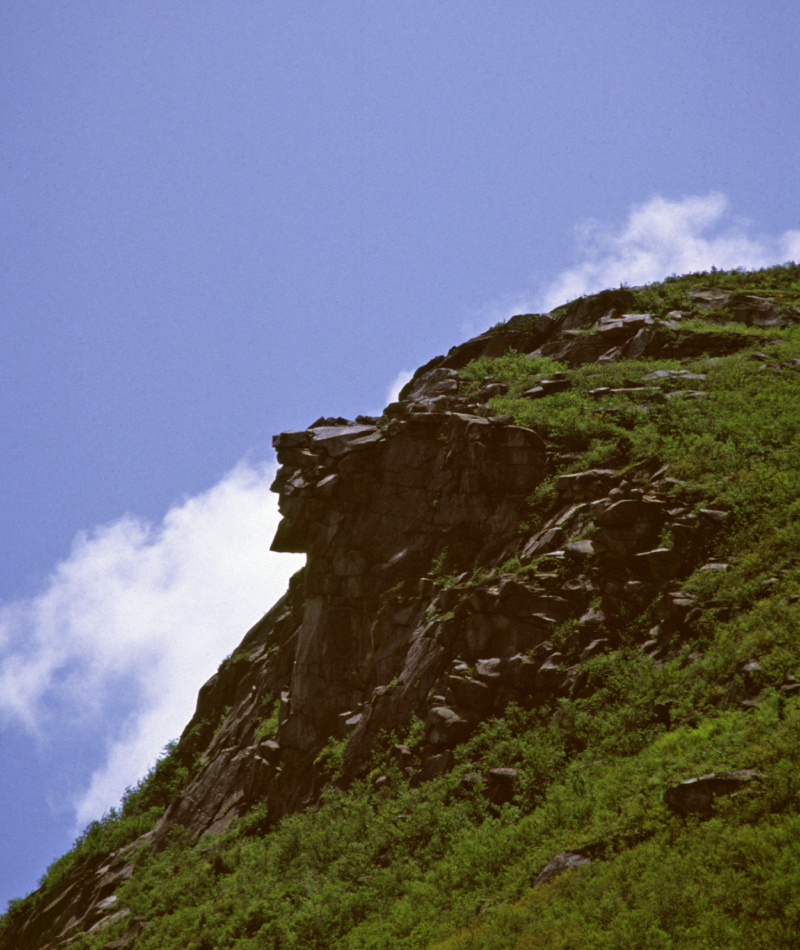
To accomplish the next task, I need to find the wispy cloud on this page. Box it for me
[0,461,304,829]
[386,370,413,405]
[537,193,800,312]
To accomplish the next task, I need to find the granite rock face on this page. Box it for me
[3,849,139,950]
[663,770,766,816]
[153,409,549,842]
[3,285,768,949]
[149,289,734,848]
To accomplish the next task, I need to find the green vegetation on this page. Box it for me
[5,263,800,949]
[2,742,189,928]
[255,698,280,742]
[459,354,566,392]
[315,735,349,781]
[624,261,800,315]
[466,332,800,570]
[69,686,800,949]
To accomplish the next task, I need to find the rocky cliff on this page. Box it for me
[4,268,800,949]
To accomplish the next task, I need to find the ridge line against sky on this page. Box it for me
[389,192,800,402]
[2,0,799,914]
[2,192,798,845]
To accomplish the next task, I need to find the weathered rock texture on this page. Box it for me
[663,769,766,816]
[155,409,548,842]
[3,284,785,950]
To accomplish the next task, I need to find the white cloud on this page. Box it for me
[537,193,800,313]
[386,370,413,404]
[0,460,304,830]
[782,230,800,262]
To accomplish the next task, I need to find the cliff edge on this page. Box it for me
[4,265,800,950]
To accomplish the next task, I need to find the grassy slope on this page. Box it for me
[5,263,800,949]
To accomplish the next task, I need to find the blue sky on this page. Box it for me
[1,0,798,909]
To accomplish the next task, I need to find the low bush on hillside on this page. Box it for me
[6,263,800,949]
[71,690,800,949]
[1,743,188,928]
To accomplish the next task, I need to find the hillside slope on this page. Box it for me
[3,263,800,949]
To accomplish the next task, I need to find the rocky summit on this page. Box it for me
[4,263,800,949]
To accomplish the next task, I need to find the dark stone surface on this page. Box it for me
[533,851,591,887]
[663,770,766,816]
[5,281,758,950]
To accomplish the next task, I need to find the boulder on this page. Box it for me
[446,675,495,714]
[533,851,591,887]
[663,769,766,816]
[596,314,653,340]
[728,294,798,328]
[634,547,680,583]
[556,469,618,501]
[521,377,570,398]
[273,430,310,450]
[523,526,565,557]
[421,750,454,780]
[426,706,475,746]
[506,653,541,693]
[474,657,505,682]
[580,638,609,661]
[556,288,637,331]
[400,367,461,402]
[309,424,380,457]
[485,767,517,805]
[535,654,565,691]
[687,288,731,310]
[498,580,546,616]
[595,499,666,556]
[576,607,605,642]
[596,498,665,526]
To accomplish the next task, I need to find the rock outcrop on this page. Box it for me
[154,408,548,841]
[151,288,738,850]
[663,769,767,816]
[5,279,795,950]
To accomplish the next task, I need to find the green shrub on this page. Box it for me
[11,263,800,950]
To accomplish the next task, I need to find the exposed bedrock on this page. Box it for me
[8,283,776,949]
[149,285,749,848]
[151,408,548,842]
[272,411,548,745]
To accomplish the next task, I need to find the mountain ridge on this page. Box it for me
[4,261,800,949]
